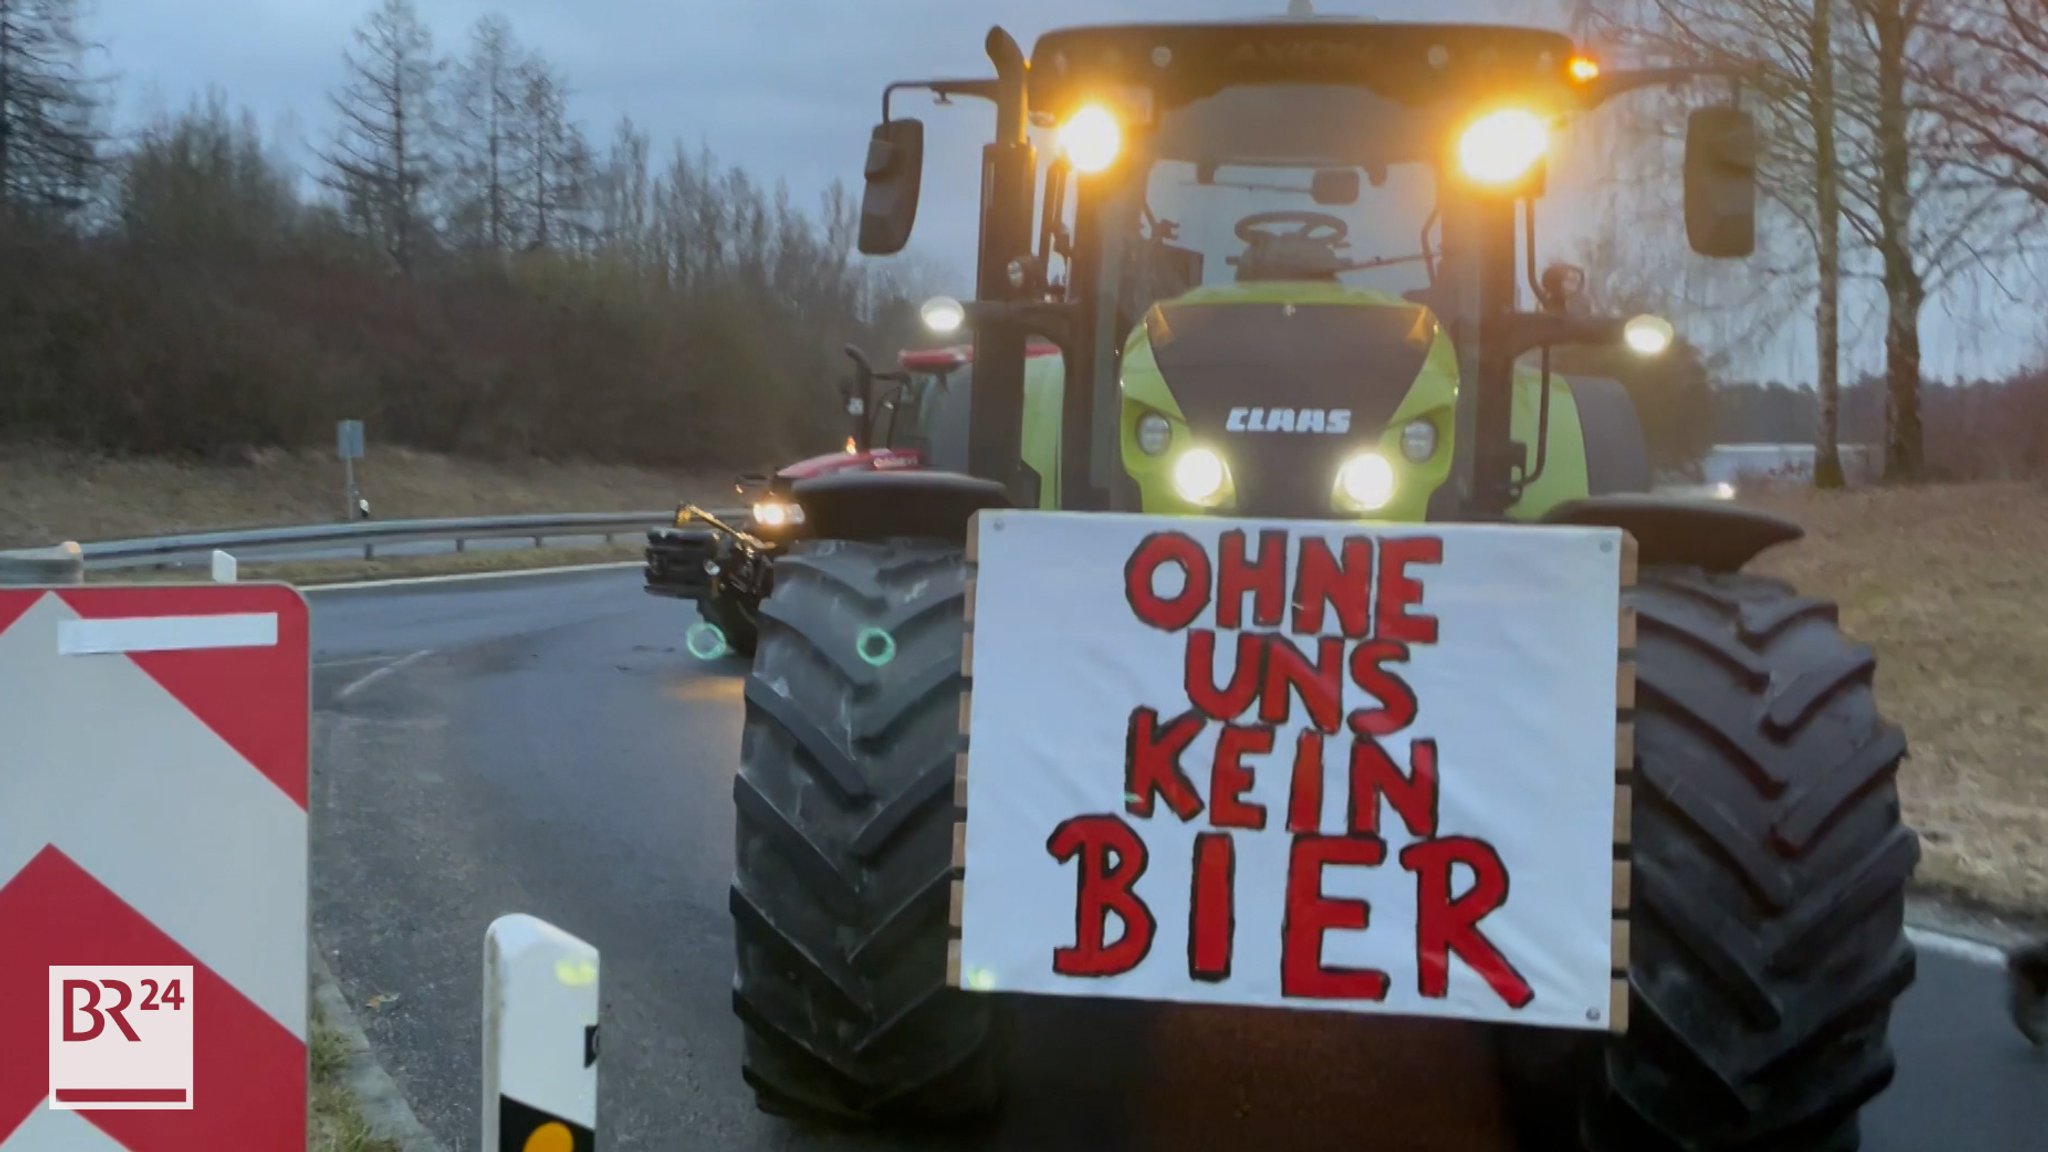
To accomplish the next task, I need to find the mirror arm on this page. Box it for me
[1579,63,1765,110]
[1499,312,1630,358]
[951,299,1085,347]
[883,78,1001,121]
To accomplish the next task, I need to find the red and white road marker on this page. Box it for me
[0,584,310,1151]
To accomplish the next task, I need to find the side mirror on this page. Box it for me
[1684,106,1757,258]
[1311,169,1361,206]
[858,119,925,256]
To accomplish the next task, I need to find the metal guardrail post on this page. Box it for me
[0,542,84,585]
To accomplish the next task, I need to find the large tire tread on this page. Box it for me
[729,537,998,1127]
[1565,565,1920,1152]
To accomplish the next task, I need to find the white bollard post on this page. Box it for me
[483,914,599,1151]
[211,549,239,583]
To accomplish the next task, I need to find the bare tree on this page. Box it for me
[1932,1,2048,204]
[591,116,654,264]
[317,0,441,275]
[1847,0,1926,478]
[0,0,106,216]
[1577,0,2035,482]
[118,88,298,254]
[511,54,589,252]
[441,13,521,255]
[1575,0,1855,482]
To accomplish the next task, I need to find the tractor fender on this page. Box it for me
[1543,493,1804,572]
[791,469,1013,546]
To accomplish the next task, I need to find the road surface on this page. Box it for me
[308,569,2047,1151]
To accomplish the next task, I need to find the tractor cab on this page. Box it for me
[856,18,1756,524]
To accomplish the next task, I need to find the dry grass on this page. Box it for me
[1742,481,2048,914]
[1,443,732,548]
[310,1013,399,1152]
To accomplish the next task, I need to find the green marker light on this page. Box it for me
[685,621,730,660]
[856,627,896,667]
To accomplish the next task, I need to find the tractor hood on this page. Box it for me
[1129,283,1449,515]
[775,446,923,483]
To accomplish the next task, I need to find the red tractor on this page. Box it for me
[642,344,959,657]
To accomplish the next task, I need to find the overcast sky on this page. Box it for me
[96,0,2038,386]
[104,1,1538,271]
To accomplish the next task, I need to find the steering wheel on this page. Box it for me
[1235,210,1349,247]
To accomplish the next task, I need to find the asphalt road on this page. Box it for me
[307,568,2047,1152]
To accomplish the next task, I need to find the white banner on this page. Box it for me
[957,511,1625,1031]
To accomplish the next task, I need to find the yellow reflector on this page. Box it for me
[523,1121,575,1152]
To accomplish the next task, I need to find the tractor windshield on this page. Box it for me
[1099,82,1442,330]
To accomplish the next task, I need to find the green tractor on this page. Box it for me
[728,16,1917,1150]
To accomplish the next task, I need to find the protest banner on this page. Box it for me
[950,511,1633,1032]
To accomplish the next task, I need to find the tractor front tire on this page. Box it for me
[1510,565,1920,1152]
[728,537,999,1126]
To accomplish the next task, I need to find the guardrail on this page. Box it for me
[1,485,1731,579]
[0,511,722,574]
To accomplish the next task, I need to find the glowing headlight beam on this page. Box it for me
[1058,105,1121,174]
[1623,314,1675,356]
[1171,448,1228,505]
[920,296,965,334]
[1458,108,1549,186]
[752,499,803,529]
[1337,453,1396,511]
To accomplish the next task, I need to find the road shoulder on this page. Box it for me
[312,948,449,1152]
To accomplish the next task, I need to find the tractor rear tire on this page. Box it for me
[728,537,999,1126]
[1505,564,1919,1152]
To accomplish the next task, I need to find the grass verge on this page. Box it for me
[1743,481,2048,916]
[2,443,729,549]
[311,1010,400,1152]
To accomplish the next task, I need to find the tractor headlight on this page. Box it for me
[1335,452,1396,512]
[752,498,803,530]
[1171,448,1229,506]
[1058,105,1121,174]
[919,296,965,334]
[1136,412,1172,456]
[1623,314,1675,356]
[1458,108,1549,186]
[1400,419,1438,462]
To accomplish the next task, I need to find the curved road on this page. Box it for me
[307,569,2046,1152]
